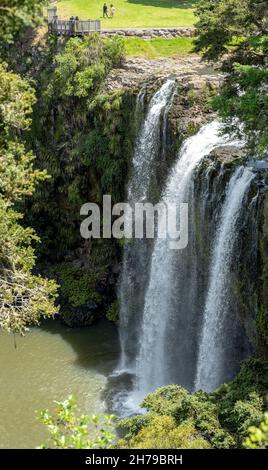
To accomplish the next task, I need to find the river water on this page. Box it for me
[0,319,119,449]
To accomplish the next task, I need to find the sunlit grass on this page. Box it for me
[55,0,197,28]
[123,37,195,57]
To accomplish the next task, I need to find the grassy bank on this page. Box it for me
[56,0,197,28]
[123,37,195,57]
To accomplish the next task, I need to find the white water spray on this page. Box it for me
[118,80,176,374]
[133,121,240,404]
[195,166,254,392]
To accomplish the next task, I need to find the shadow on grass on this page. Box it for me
[126,0,198,9]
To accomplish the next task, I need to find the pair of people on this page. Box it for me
[103,4,116,18]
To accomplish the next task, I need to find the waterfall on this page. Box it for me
[112,82,259,416]
[118,79,176,373]
[161,84,176,159]
[194,166,255,392]
[133,121,239,402]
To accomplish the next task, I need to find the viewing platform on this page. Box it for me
[47,6,101,36]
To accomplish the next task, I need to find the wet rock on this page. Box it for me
[209,146,246,164]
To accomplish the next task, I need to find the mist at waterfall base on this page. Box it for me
[110,81,257,417]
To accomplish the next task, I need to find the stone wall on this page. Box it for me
[101,27,195,39]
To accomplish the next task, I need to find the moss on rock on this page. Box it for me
[106,301,119,322]
[257,192,268,348]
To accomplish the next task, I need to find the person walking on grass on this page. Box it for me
[103,3,108,17]
[110,4,116,18]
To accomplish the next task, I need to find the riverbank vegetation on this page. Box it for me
[0,61,58,334]
[119,359,268,449]
[38,359,268,449]
[39,396,116,449]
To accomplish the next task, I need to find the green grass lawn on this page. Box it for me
[55,0,197,28]
[123,37,195,57]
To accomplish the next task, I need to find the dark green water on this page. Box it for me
[0,319,119,449]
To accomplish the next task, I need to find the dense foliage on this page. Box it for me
[24,34,133,320]
[195,0,268,60]
[39,396,115,449]
[0,62,58,334]
[195,0,268,156]
[1,13,132,326]
[120,359,268,449]
[0,0,44,52]
[29,35,130,253]
[45,35,124,100]
[244,412,268,448]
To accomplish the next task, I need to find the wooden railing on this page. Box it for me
[48,19,101,36]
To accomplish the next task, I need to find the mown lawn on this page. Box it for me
[55,0,197,28]
[123,37,195,57]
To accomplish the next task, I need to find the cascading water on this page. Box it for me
[194,166,255,392]
[134,121,240,402]
[113,82,259,416]
[117,79,176,373]
[161,84,176,159]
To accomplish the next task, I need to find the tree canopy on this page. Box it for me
[0,62,58,334]
[195,0,268,60]
[0,0,44,51]
[195,0,268,156]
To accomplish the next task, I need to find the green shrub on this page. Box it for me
[213,358,268,434]
[51,263,102,307]
[120,359,268,449]
[175,391,235,448]
[38,396,115,449]
[119,415,210,449]
[141,385,188,416]
[106,301,118,322]
[244,412,268,449]
[231,393,264,442]
[51,35,125,101]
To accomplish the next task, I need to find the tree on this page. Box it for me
[244,413,268,448]
[119,415,210,449]
[194,0,268,61]
[194,0,268,156]
[0,62,58,334]
[120,361,268,449]
[0,0,44,52]
[38,396,116,449]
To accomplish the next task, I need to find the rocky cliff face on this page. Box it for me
[258,191,268,351]
[194,147,268,353]
[27,52,267,349]
[105,56,222,91]
[103,60,268,354]
[34,57,222,327]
